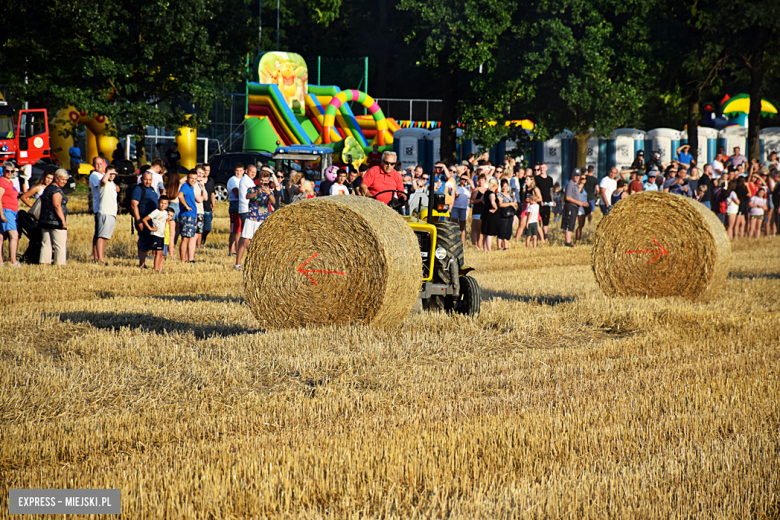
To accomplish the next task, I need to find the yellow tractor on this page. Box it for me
[376,189,481,315]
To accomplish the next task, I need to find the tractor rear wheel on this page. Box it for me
[434,221,464,285]
[454,275,481,316]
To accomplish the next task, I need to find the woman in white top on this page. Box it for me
[748,187,768,238]
[725,180,740,239]
[20,169,55,208]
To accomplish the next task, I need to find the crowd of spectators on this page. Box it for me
[0,144,778,267]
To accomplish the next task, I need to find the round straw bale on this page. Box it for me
[243,196,421,329]
[591,191,731,300]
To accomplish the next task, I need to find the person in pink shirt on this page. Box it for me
[0,161,20,266]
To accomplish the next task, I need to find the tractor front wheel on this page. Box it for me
[454,275,481,316]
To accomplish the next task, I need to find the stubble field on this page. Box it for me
[1,192,779,518]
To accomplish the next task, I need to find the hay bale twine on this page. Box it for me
[243,196,421,329]
[591,191,731,300]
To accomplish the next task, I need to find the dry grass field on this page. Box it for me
[1,192,779,518]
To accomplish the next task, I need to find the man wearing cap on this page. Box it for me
[361,151,406,206]
[561,169,588,247]
[643,169,659,191]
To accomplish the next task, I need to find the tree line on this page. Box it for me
[2,0,778,166]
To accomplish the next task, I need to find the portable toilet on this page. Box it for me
[429,128,463,167]
[646,128,683,164]
[694,127,719,165]
[540,130,573,186]
[392,128,431,171]
[718,126,749,159]
[611,128,646,173]
[759,127,780,161]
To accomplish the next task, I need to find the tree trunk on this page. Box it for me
[574,131,590,170]
[747,29,765,162]
[687,96,699,165]
[440,61,459,166]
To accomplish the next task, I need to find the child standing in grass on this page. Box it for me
[141,197,171,272]
[524,194,540,249]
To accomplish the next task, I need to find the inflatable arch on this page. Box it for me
[51,107,119,175]
[51,108,198,173]
[320,90,392,147]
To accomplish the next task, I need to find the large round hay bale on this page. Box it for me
[243,196,421,329]
[591,191,731,300]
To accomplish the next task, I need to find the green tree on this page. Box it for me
[513,0,653,168]
[397,0,515,164]
[1,0,257,159]
[720,0,780,161]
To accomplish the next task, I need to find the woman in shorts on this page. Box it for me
[748,187,768,238]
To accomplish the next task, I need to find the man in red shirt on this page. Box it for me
[628,171,644,195]
[361,151,406,205]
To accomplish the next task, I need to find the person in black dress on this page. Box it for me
[481,177,501,252]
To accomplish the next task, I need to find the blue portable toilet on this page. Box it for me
[392,128,431,171]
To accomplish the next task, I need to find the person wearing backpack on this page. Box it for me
[130,171,159,268]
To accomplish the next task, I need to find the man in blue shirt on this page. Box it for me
[69,139,82,177]
[643,170,659,191]
[662,166,690,196]
[130,171,159,268]
[677,144,694,169]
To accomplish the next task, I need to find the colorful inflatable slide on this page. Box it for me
[243,52,400,162]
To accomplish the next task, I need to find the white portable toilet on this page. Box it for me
[759,127,780,160]
[693,127,719,165]
[392,128,430,170]
[585,136,601,171]
[719,126,748,158]
[611,128,646,171]
[543,130,573,185]
[429,128,463,165]
[647,128,683,164]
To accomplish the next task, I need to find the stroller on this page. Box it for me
[16,210,42,264]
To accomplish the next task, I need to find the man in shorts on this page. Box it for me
[88,156,107,261]
[561,168,589,247]
[227,162,245,256]
[130,171,160,268]
[95,165,119,263]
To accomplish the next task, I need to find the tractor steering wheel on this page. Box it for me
[370,189,408,211]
